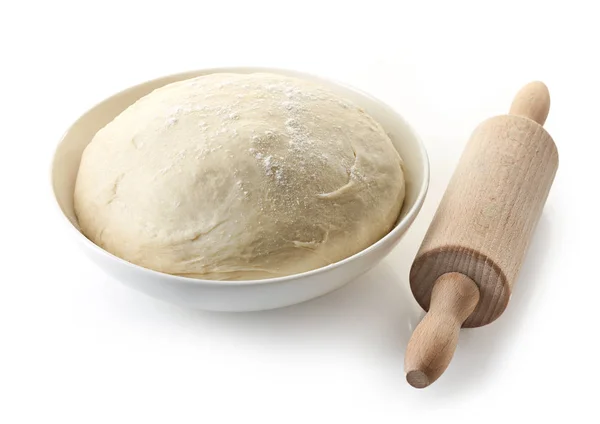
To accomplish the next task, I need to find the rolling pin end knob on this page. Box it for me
[404,273,480,388]
[406,370,430,389]
[509,81,551,126]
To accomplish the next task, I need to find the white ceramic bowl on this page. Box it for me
[51,67,429,312]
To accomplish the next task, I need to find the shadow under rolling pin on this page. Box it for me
[404,81,559,388]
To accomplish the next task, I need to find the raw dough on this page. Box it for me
[74,73,405,280]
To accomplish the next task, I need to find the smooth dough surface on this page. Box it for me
[74,73,405,280]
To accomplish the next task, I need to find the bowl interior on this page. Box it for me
[52,67,429,271]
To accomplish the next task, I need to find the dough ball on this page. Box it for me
[74,73,405,280]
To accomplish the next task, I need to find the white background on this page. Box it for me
[1,0,599,422]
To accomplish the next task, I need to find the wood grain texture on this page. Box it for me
[410,86,558,328]
[405,273,480,388]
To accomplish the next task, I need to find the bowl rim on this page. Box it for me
[50,66,430,286]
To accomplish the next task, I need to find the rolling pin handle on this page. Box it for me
[404,273,480,388]
[509,81,551,126]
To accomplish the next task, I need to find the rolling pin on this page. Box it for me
[404,81,558,388]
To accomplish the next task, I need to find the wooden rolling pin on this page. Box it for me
[404,81,558,388]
